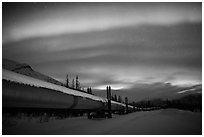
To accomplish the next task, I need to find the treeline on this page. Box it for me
[65,75,93,95]
[110,94,123,103]
[130,93,202,112]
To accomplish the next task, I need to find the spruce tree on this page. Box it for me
[76,75,79,89]
[72,79,75,88]
[114,94,117,102]
[89,87,92,94]
[66,74,69,88]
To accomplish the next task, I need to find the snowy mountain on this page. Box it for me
[3,59,64,86]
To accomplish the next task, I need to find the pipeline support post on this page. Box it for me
[125,97,128,114]
[107,86,112,118]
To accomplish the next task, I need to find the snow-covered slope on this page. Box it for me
[3,69,106,103]
[3,59,63,86]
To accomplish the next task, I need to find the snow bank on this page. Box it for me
[3,109,201,135]
[3,69,106,102]
[111,100,126,107]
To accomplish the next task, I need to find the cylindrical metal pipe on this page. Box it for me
[2,80,104,110]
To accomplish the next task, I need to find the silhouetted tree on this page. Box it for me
[78,81,81,90]
[114,94,117,102]
[89,87,92,94]
[87,87,92,94]
[111,95,114,100]
[66,74,69,88]
[118,96,122,103]
[76,75,79,89]
[72,79,75,88]
[125,97,128,104]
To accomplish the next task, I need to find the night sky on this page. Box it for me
[2,2,202,101]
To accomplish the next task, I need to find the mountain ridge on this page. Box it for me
[3,58,64,86]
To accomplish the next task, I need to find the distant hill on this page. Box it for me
[173,93,202,111]
[133,93,202,112]
[3,58,64,86]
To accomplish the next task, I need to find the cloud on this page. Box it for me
[177,84,202,94]
[94,83,202,102]
[93,82,181,102]
[3,3,201,43]
[2,2,202,101]
[3,23,201,89]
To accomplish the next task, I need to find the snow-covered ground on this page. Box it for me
[3,69,106,102]
[3,109,201,135]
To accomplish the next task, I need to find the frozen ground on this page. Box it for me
[3,109,201,135]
